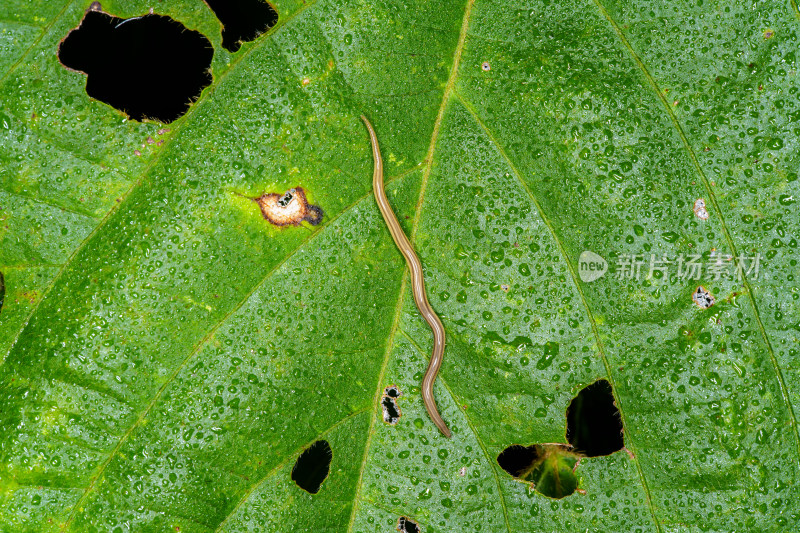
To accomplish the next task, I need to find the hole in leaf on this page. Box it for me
[566,379,624,457]
[497,444,579,499]
[397,516,420,533]
[382,385,402,424]
[693,198,709,220]
[291,440,331,494]
[58,5,213,123]
[204,0,278,53]
[497,444,538,478]
[497,379,625,498]
[0,271,4,315]
[692,285,716,309]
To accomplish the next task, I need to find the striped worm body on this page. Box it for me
[361,115,452,438]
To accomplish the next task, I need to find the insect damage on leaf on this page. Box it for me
[692,285,716,309]
[203,0,278,53]
[381,385,402,425]
[498,379,625,498]
[291,440,332,494]
[57,3,213,123]
[242,187,323,227]
[693,198,709,220]
[397,516,421,533]
[0,271,4,315]
[497,443,580,499]
[566,379,624,457]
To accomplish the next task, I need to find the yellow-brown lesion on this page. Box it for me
[240,186,323,227]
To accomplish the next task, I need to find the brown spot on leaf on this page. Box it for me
[240,186,323,227]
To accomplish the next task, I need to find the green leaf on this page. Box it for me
[1,0,798,531]
[524,446,580,500]
[497,444,581,499]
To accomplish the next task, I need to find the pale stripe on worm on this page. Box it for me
[361,115,452,438]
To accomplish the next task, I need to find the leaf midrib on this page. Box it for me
[343,1,508,532]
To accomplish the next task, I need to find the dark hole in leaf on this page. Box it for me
[397,516,420,533]
[566,379,624,457]
[497,443,578,499]
[496,444,539,478]
[0,271,4,315]
[381,385,402,424]
[204,0,278,53]
[58,7,213,123]
[277,189,294,207]
[381,396,401,424]
[291,440,331,494]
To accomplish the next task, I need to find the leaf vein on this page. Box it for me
[58,155,395,531]
[453,90,663,533]
[399,329,513,533]
[592,0,800,465]
[214,407,369,532]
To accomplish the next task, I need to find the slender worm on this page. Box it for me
[361,115,452,438]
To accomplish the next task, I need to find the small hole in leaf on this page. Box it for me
[693,198,709,220]
[58,7,213,123]
[497,444,579,499]
[382,396,401,424]
[566,379,624,457]
[291,440,332,494]
[692,285,715,309]
[397,516,420,533]
[381,385,402,424]
[204,0,278,53]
